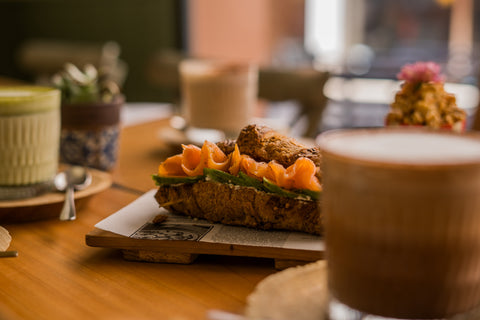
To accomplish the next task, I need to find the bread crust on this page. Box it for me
[218,124,322,169]
[155,181,322,235]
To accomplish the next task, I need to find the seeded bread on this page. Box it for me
[154,181,322,235]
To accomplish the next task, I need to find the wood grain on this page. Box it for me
[0,119,281,320]
[86,228,323,265]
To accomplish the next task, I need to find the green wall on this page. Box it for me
[0,0,183,102]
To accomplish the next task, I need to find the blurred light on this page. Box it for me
[435,0,455,7]
[345,44,375,76]
[304,0,345,67]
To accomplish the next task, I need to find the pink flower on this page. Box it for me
[397,61,445,83]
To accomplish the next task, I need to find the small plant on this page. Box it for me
[52,63,120,104]
[396,61,445,84]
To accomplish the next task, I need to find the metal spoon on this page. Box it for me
[55,166,92,221]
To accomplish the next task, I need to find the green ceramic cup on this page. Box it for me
[0,86,60,199]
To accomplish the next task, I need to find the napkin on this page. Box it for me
[245,260,329,320]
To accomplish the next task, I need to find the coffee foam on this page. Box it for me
[0,90,33,97]
[320,130,480,164]
[180,60,252,78]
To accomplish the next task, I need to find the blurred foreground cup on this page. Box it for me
[179,59,258,140]
[0,86,60,199]
[318,128,480,320]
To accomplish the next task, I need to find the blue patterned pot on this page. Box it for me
[60,96,123,171]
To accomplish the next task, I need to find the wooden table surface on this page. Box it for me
[0,119,278,320]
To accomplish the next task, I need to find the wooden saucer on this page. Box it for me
[0,168,112,223]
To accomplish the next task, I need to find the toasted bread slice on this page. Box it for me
[155,181,322,235]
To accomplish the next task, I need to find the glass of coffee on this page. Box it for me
[318,128,480,319]
[179,59,258,140]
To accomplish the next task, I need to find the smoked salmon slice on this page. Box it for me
[180,144,202,172]
[182,141,229,176]
[228,144,243,176]
[158,141,321,192]
[287,157,321,191]
[240,157,272,181]
[266,157,321,191]
[268,160,294,190]
[158,154,187,177]
[158,141,229,177]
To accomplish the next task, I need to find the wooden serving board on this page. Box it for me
[86,228,324,269]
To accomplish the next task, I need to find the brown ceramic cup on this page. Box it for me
[318,127,480,319]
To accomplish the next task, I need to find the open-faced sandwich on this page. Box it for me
[152,124,322,235]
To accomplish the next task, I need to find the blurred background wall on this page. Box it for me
[187,0,306,66]
[0,0,184,102]
[1,0,479,102]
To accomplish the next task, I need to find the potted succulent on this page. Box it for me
[52,63,124,171]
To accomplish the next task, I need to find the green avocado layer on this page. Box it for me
[152,168,320,201]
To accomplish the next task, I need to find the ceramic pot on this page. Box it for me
[60,96,123,171]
